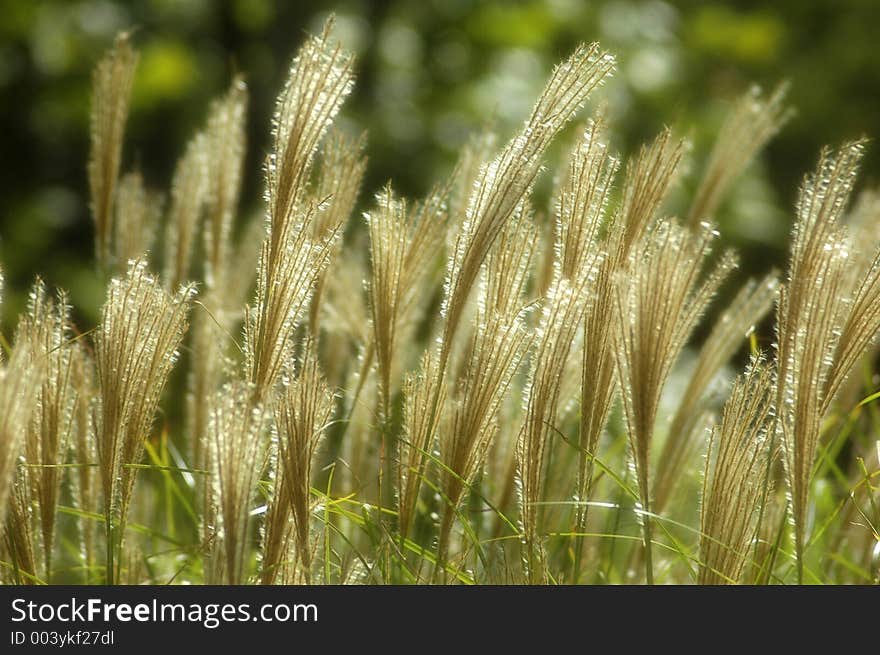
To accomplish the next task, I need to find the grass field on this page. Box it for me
[1,17,878,586]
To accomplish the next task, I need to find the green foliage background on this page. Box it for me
[1,0,878,325]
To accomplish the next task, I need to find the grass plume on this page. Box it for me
[439,43,614,370]
[113,171,161,270]
[699,357,775,584]
[614,220,736,582]
[245,17,353,400]
[653,272,779,514]
[688,84,792,224]
[94,259,194,582]
[19,282,77,578]
[207,381,268,584]
[775,140,880,581]
[574,128,684,551]
[271,341,335,583]
[88,32,138,271]
[438,214,534,571]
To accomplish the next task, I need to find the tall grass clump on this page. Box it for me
[1,18,879,586]
[94,260,194,583]
[698,358,775,584]
[614,220,736,583]
[775,140,880,582]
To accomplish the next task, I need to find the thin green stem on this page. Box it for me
[642,511,654,585]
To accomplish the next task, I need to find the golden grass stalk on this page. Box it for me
[207,381,268,585]
[269,341,335,583]
[688,84,791,224]
[397,350,446,541]
[399,183,452,333]
[185,80,249,540]
[307,129,367,335]
[191,75,248,289]
[19,282,77,578]
[437,213,534,568]
[356,181,452,426]
[203,76,248,291]
[517,116,616,579]
[4,467,38,584]
[245,18,353,400]
[614,219,736,583]
[614,129,685,258]
[94,258,194,582]
[260,440,291,585]
[88,32,138,271]
[575,129,684,540]
[267,18,353,245]
[440,43,614,370]
[0,334,40,533]
[830,187,880,409]
[113,171,161,270]
[699,357,774,584]
[439,310,531,567]
[824,246,880,411]
[517,277,590,579]
[653,272,779,514]
[69,344,99,581]
[366,185,408,418]
[310,129,367,243]
[245,207,338,399]
[163,131,209,289]
[556,115,618,280]
[481,207,536,333]
[775,140,880,581]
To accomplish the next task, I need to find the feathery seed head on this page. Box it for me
[615,219,736,510]
[203,77,249,291]
[268,16,354,242]
[0,337,40,531]
[441,43,615,364]
[557,112,619,281]
[441,218,535,522]
[517,273,595,553]
[613,129,685,261]
[95,258,195,528]
[398,349,447,540]
[113,171,162,270]
[654,271,779,514]
[699,357,775,584]
[273,340,335,582]
[88,32,138,270]
[688,83,792,224]
[17,281,77,577]
[164,131,210,290]
[246,18,354,399]
[207,380,268,585]
[775,140,880,571]
[366,185,408,410]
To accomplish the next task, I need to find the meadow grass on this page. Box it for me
[1,18,879,585]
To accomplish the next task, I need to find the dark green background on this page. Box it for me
[1,0,878,326]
